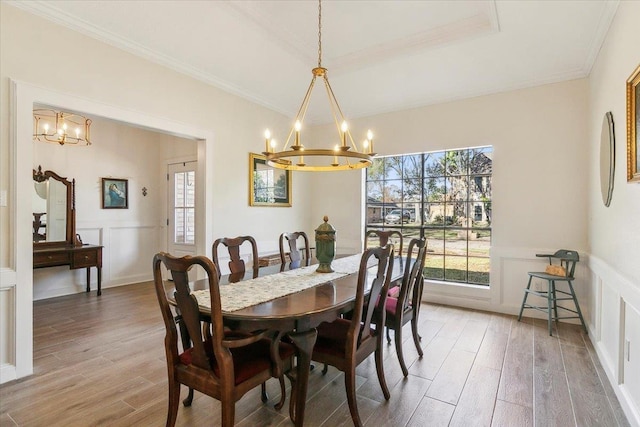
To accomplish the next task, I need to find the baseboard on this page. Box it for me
[0,362,17,385]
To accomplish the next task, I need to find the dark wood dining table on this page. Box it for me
[183,255,409,426]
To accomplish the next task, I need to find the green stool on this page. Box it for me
[518,249,587,336]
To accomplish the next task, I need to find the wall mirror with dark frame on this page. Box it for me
[600,111,615,207]
[32,165,79,247]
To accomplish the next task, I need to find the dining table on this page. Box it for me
[179,253,409,426]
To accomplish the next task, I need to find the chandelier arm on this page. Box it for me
[323,77,361,153]
[321,77,345,146]
[323,76,348,128]
[297,80,316,130]
[293,76,317,122]
[284,76,317,150]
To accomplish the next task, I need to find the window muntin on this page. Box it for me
[365,147,492,286]
[174,171,195,244]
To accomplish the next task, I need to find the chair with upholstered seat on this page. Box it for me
[385,238,427,377]
[365,229,403,257]
[152,252,295,427]
[311,245,394,427]
[279,231,310,269]
[212,236,259,283]
[211,235,281,402]
[517,249,587,336]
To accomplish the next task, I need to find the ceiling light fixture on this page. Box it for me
[262,0,375,171]
[33,109,92,146]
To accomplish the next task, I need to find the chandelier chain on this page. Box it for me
[318,0,322,68]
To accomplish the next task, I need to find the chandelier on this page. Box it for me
[262,0,375,171]
[33,109,92,146]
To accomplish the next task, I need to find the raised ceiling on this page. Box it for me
[9,0,618,123]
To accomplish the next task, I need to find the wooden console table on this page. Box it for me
[33,244,104,296]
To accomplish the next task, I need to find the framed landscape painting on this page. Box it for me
[249,153,291,207]
[102,178,128,209]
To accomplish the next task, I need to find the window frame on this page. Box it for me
[365,146,492,286]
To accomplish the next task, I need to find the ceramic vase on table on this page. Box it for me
[315,216,336,273]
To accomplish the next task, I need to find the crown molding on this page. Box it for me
[347,67,590,121]
[580,0,620,75]
[5,0,293,117]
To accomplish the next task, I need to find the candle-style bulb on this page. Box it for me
[270,139,277,149]
[341,121,348,147]
[75,128,80,137]
[264,129,272,153]
[367,130,373,140]
[295,120,302,131]
[43,123,49,133]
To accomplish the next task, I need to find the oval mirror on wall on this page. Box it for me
[600,111,615,207]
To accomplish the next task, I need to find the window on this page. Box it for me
[174,171,195,244]
[365,147,492,286]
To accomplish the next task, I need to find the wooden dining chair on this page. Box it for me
[212,236,259,283]
[385,238,427,377]
[311,245,395,427]
[365,229,403,257]
[152,252,295,427]
[278,231,310,267]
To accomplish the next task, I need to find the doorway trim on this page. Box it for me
[6,79,215,381]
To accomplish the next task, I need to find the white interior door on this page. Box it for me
[167,161,197,264]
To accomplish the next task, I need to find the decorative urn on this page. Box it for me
[315,215,336,273]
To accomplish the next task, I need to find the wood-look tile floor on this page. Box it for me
[0,282,630,427]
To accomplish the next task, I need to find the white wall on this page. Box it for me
[311,78,590,311]
[0,3,311,382]
[586,1,640,424]
[31,117,196,300]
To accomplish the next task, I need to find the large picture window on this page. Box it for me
[365,147,492,285]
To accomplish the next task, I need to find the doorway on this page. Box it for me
[6,79,215,382]
[167,161,197,258]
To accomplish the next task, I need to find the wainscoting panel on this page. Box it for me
[600,279,621,375]
[623,302,640,422]
[0,268,16,383]
[32,224,163,300]
[108,225,159,285]
[586,255,640,426]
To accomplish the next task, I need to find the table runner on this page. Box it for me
[192,253,367,313]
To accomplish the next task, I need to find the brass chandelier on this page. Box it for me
[33,109,92,146]
[262,0,375,171]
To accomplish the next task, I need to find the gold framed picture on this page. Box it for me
[627,63,640,182]
[249,153,292,207]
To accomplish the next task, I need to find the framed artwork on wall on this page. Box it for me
[102,178,128,209]
[627,63,640,182]
[249,153,292,207]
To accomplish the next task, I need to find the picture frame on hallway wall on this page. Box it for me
[102,178,128,209]
[249,153,292,207]
[627,63,640,182]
